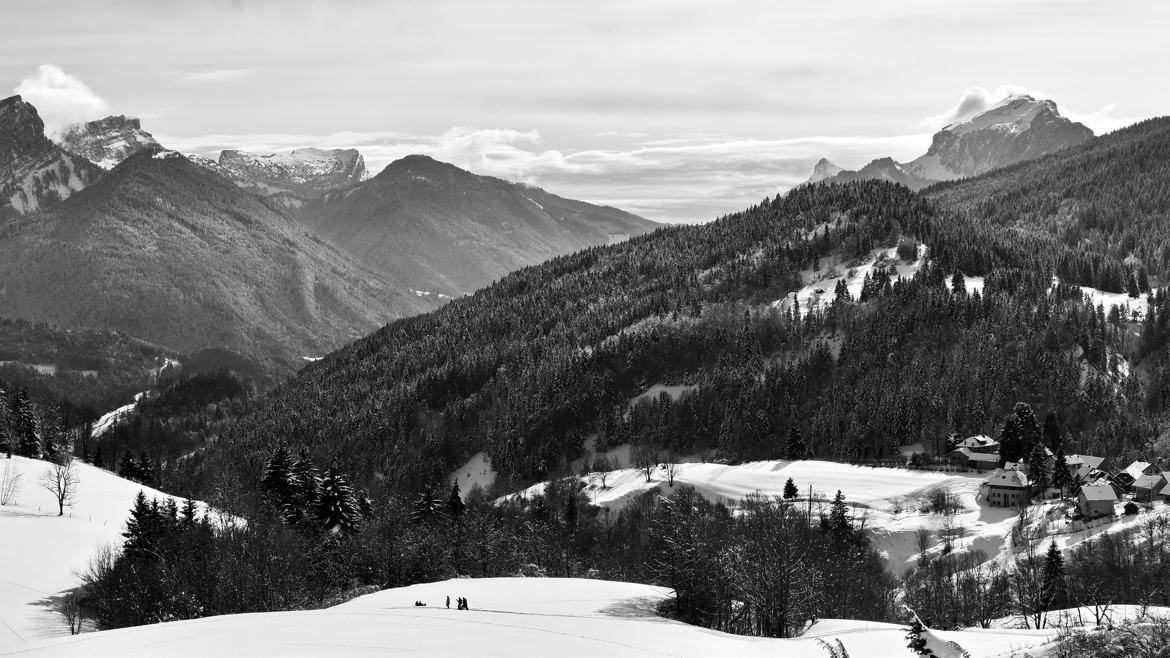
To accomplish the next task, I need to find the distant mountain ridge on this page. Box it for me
[298,154,660,296]
[0,150,432,366]
[807,94,1094,189]
[215,148,367,198]
[0,95,102,218]
[59,115,162,170]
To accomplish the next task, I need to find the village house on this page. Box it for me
[1114,460,1159,491]
[953,435,1000,454]
[1134,472,1170,504]
[948,447,1000,472]
[1078,483,1118,519]
[979,469,1030,507]
[1065,454,1106,483]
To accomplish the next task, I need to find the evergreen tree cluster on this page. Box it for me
[259,446,364,535]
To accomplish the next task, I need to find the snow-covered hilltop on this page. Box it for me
[0,456,207,650]
[809,94,1093,190]
[215,147,367,198]
[58,115,162,170]
[5,577,1059,657]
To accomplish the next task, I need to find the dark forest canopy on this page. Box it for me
[187,117,1170,504]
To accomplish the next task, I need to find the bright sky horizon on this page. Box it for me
[3,0,1167,223]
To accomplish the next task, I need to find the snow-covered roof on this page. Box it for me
[950,448,998,462]
[982,469,1028,488]
[1065,454,1105,480]
[1080,484,1118,502]
[1123,461,1154,479]
[957,435,997,449]
[1133,473,1167,490]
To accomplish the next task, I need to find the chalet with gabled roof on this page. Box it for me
[980,469,1030,508]
[1078,483,1118,519]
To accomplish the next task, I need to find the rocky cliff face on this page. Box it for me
[803,158,845,185]
[905,95,1093,180]
[0,95,102,218]
[58,115,162,170]
[808,94,1094,189]
[215,148,367,198]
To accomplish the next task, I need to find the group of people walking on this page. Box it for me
[445,595,469,610]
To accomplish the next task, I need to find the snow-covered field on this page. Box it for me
[0,456,202,649]
[1,577,1059,658]
[510,458,1170,579]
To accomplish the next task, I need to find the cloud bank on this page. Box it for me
[13,64,109,137]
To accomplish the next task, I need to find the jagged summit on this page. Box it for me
[807,93,1093,190]
[0,95,102,218]
[58,115,163,170]
[803,157,845,185]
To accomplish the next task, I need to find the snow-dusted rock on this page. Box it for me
[58,115,162,170]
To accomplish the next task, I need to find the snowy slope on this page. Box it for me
[0,456,205,649]
[774,245,927,315]
[3,577,1059,657]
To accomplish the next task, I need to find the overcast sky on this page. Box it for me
[2,0,1166,223]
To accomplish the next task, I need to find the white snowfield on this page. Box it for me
[0,456,204,650]
[1,577,1059,658]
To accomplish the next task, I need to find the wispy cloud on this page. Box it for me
[12,64,109,136]
[176,67,260,84]
[917,85,1041,131]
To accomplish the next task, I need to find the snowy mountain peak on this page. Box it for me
[912,94,1092,178]
[813,92,1094,190]
[217,147,367,197]
[58,114,163,170]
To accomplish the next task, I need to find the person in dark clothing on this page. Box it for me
[446,596,450,609]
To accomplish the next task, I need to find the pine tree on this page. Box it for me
[11,390,41,459]
[137,452,156,484]
[122,491,159,558]
[786,425,807,461]
[260,446,299,520]
[783,477,799,500]
[411,487,443,523]
[447,481,466,518]
[1043,412,1064,452]
[1027,441,1050,493]
[288,448,321,523]
[824,490,853,546]
[181,498,198,524]
[118,452,140,482]
[1041,541,1066,610]
[315,464,360,535]
[999,416,1025,465]
[905,618,930,655]
[951,272,966,295]
[93,445,105,469]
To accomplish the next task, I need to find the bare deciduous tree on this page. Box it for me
[592,454,613,488]
[632,443,657,482]
[40,457,79,516]
[61,592,83,635]
[0,460,22,505]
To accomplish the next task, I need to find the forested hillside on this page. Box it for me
[0,151,429,368]
[926,117,1170,291]
[193,115,1170,502]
